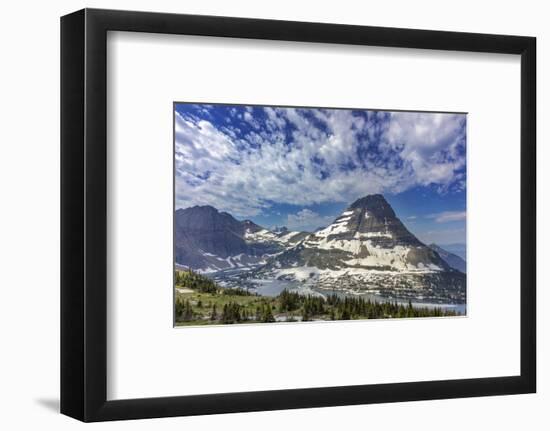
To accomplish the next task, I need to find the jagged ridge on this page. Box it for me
[175,205,306,272]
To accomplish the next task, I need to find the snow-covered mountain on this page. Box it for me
[174,206,306,273]
[254,195,466,302]
[265,195,449,271]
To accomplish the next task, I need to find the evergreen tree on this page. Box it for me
[261,303,275,322]
[255,306,262,322]
[210,304,218,321]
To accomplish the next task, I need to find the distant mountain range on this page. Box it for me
[435,243,466,261]
[175,195,466,303]
[428,243,466,273]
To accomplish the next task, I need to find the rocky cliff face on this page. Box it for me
[348,194,423,247]
[175,206,248,265]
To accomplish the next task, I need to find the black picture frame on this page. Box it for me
[61,8,536,422]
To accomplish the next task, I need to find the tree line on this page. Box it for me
[280,289,458,320]
[175,270,460,324]
[176,270,254,296]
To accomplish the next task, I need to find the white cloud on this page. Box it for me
[286,209,335,232]
[174,107,466,217]
[428,211,467,223]
[264,107,286,129]
[243,111,260,129]
[384,112,466,190]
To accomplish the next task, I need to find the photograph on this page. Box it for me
[174,103,467,325]
[0,1,539,427]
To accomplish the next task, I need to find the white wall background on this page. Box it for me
[0,0,547,429]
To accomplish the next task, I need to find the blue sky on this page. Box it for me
[174,103,466,246]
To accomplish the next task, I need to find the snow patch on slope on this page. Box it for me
[353,231,392,239]
[315,221,350,238]
[245,228,304,247]
[244,228,278,242]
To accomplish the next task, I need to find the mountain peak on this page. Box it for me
[272,226,289,234]
[349,194,395,218]
[242,219,264,233]
[176,204,220,214]
[194,204,218,211]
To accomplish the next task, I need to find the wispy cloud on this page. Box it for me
[428,211,467,223]
[286,209,335,232]
[175,105,466,217]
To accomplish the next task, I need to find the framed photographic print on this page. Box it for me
[61,8,536,422]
